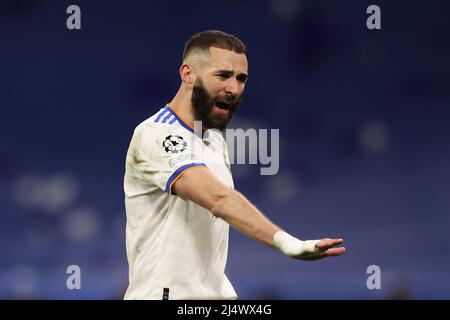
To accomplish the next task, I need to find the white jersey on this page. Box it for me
[123,105,237,300]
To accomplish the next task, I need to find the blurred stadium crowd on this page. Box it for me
[0,0,449,299]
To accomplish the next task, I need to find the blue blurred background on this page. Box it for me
[1,0,449,299]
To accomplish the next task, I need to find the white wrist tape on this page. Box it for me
[272,231,321,259]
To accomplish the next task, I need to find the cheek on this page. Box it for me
[203,77,224,92]
[207,86,223,98]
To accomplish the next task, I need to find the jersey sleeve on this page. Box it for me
[136,125,207,194]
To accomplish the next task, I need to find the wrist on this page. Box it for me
[272,231,320,258]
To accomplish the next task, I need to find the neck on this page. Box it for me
[168,86,207,134]
[168,86,196,127]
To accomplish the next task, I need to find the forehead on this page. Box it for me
[205,47,248,73]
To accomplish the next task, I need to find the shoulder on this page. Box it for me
[132,109,186,141]
[130,110,193,155]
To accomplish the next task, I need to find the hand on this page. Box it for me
[272,231,346,261]
[301,238,346,261]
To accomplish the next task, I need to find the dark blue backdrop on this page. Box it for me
[1,0,449,299]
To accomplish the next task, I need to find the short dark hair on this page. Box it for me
[182,30,247,62]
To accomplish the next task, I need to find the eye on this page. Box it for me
[237,75,248,83]
[218,73,229,79]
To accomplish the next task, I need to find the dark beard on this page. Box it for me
[191,80,240,131]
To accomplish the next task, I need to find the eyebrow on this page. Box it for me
[215,69,249,80]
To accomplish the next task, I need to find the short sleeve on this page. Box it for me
[136,125,207,194]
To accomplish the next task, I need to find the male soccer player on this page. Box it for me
[123,30,345,300]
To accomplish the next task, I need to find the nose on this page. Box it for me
[224,78,239,95]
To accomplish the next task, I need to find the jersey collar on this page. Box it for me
[165,104,209,139]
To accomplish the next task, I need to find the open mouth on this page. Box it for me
[215,101,231,110]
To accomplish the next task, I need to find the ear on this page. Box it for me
[179,63,195,84]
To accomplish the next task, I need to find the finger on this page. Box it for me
[321,238,343,245]
[322,247,346,256]
[301,246,346,261]
[316,238,344,249]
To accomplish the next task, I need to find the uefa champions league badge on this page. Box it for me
[163,135,188,154]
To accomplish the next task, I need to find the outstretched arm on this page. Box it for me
[173,166,345,260]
